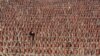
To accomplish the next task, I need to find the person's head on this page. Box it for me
[29,31,35,37]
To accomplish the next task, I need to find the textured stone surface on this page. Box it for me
[0,0,100,56]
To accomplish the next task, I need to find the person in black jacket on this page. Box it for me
[29,31,35,45]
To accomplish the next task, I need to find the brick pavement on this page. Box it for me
[0,0,100,56]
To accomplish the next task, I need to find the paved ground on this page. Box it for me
[0,0,100,56]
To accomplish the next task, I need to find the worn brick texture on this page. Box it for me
[0,0,100,56]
